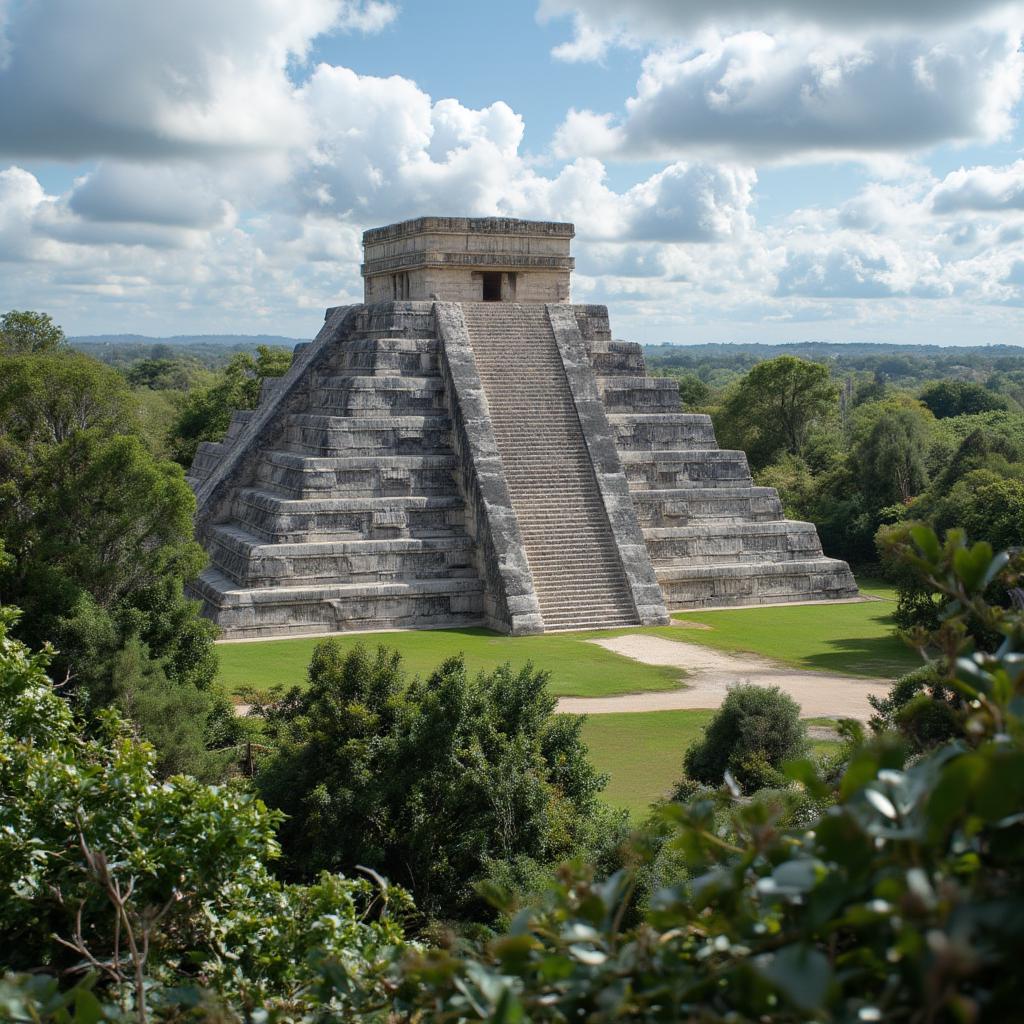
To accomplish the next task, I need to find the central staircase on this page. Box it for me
[462,303,638,630]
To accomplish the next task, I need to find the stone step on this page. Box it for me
[655,557,859,609]
[331,336,440,376]
[254,451,458,498]
[188,440,228,485]
[619,449,754,489]
[280,413,453,456]
[206,523,476,587]
[348,303,436,341]
[597,376,681,413]
[588,341,646,378]
[188,568,484,640]
[230,488,466,542]
[631,487,784,526]
[311,375,446,415]
[607,413,718,451]
[225,408,256,441]
[643,521,825,565]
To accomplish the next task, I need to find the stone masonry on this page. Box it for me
[187,217,857,638]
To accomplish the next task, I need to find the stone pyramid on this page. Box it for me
[187,217,856,638]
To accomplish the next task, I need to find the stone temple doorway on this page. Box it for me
[481,271,502,301]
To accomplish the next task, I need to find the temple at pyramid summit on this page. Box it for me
[186,216,857,638]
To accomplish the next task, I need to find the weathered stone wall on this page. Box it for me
[362,216,574,303]
[365,268,568,304]
[571,303,859,609]
[545,304,670,626]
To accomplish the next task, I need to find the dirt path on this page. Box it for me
[556,635,888,721]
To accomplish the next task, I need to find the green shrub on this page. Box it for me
[0,606,407,1017]
[255,642,621,921]
[868,662,961,752]
[682,684,807,794]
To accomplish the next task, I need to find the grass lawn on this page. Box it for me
[217,577,917,695]
[217,626,684,699]
[663,579,920,679]
[583,710,843,818]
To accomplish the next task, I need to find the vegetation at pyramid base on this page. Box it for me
[2,525,1023,1021]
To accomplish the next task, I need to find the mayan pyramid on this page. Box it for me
[187,217,857,637]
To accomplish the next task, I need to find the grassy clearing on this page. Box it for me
[663,580,919,679]
[581,710,714,817]
[217,627,684,699]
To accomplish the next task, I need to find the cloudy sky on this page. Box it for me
[2,0,1024,344]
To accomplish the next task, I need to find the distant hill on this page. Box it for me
[69,333,306,348]
[640,341,1024,360]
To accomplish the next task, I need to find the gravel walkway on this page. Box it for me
[555,634,888,721]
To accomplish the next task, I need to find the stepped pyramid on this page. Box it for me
[187,217,856,637]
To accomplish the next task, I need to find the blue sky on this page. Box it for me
[1,0,1023,345]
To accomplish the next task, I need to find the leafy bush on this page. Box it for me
[681,683,807,794]
[255,642,624,921]
[0,607,407,1018]
[867,662,961,752]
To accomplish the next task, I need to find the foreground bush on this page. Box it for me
[0,608,407,1019]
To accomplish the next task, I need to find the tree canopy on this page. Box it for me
[0,309,66,355]
[169,344,291,466]
[0,346,227,777]
[920,379,1009,419]
[714,355,838,469]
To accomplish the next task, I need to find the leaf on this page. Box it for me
[752,944,833,1011]
[569,943,608,965]
[73,987,103,1024]
[756,858,824,897]
[864,788,898,820]
[953,542,994,593]
[910,525,941,562]
[981,550,1011,590]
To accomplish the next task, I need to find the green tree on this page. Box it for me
[0,309,66,354]
[920,379,1009,418]
[931,469,1024,550]
[0,351,138,445]
[169,345,291,466]
[124,356,202,391]
[715,356,838,469]
[255,642,621,920]
[0,352,224,776]
[856,405,931,504]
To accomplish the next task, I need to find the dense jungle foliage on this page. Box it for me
[645,343,1024,569]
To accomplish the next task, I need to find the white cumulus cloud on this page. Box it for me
[929,160,1024,213]
[554,26,1024,163]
